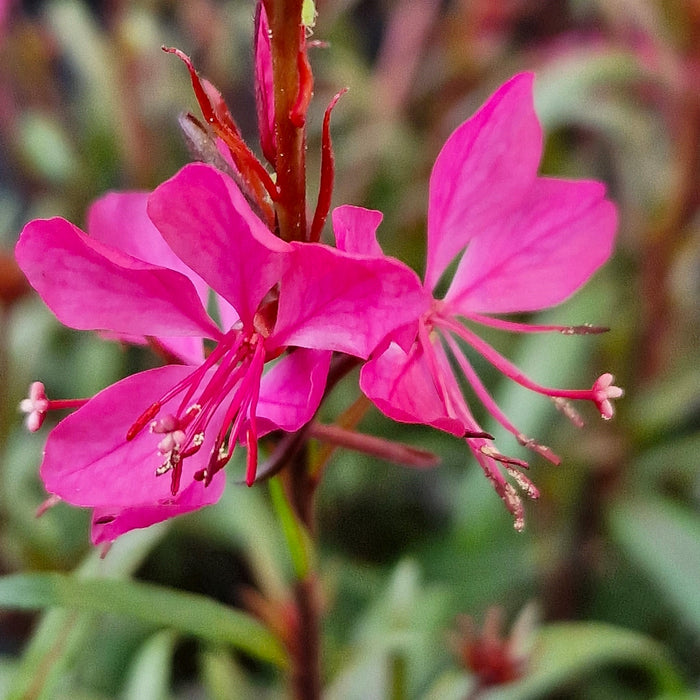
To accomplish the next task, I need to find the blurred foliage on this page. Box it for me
[0,0,699,698]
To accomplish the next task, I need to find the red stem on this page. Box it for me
[264,0,308,242]
[290,576,322,700]
[261,6,320,698]
[281,443,322,700]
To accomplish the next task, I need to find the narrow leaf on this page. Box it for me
[122,631,176,700]
[0,573,287,668]
[609,498,700,633]
[482,623,685,699]
[269,476,312,580]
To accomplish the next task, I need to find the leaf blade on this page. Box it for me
[0,573,287,669]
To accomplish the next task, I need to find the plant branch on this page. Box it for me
[264,0,308,242]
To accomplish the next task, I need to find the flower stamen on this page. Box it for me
[592,373,624,420]
[20,381,89,432]
[435,314,623,421]
[126,329,268,496]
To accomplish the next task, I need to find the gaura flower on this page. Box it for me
[335,73,622,529]
[16,162,427,543]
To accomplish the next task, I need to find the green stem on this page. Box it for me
[389,652,408,700]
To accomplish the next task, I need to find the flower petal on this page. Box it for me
[90,474,225,544]
[16,218,220,338]
[272,242,430,358]
[256,349,331,433]
[148,163,291,328]
[87,192,209,363]
[41,366,226,509]
[88,191,210,305]
[332,205,384,257]
[98,331,204,366]
[425,73,542,290]
[360,341,465,436]
[445,178,618,313]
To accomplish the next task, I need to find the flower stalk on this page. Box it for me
[277,447,322,700]
[263,2,322,694]
[263,0,309,242]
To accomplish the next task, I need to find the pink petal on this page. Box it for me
[87,191,212,362]
[40,366,226,509]
[88,191,210,306]
[254,2,276,165]
[445,178,618,313]
[148,163,291,329]
[99,331,205,366]
[332,205,384,257]
[360,341,465,436]
[154,337,205,365]
[16,218,220,339]
[90,190,239,335]
[272,242,430,358]
[425,73,542,290]
[90,475,225,544]
[256,349,331,434]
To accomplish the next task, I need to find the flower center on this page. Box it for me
[127,327,267,495]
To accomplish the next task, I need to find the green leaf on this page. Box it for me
[423,670,472,700]
[0,573,287,669]
[0,658,16,699]
[199,647,260,700]
[609,498,700,632]
[482,623,685,699]
[325,561,452,700]
[121,631,176,700]
[628,366,700,441]
[424,624,689,700]
[534,49,641,129]
[18,112,79,183]
[5,525,166,700]
[5,609,95,700]
[269,476,313,580]
[190,475,289,600]
[632,432,700,487]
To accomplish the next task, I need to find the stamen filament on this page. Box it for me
[47,398,90,410]
[442,331,560,465]
[436,315,597,403]
[197,338,266,486]
[461,312,608,335]
[422,323,488,437]
[418,320,458,417]
[244,344,263,486]
[195,339,248,410]
[172,330,243,411]
[222,342,265,463]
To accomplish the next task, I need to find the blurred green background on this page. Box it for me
[0,0,698,698]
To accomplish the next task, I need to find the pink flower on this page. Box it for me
[16,162,426,543]
[338,73,622,529]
